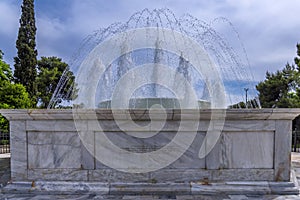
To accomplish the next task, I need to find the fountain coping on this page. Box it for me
[1,108,300,121]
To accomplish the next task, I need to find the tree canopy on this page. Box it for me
[36,56,75,108]
[0,50,12,82]
[256,44,300,108]
[0,51,31,108]
[0,50,31,132]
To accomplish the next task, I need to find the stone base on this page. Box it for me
[3,171,299,196]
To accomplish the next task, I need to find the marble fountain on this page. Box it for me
[1,9,300,195]
[1,108,300,195]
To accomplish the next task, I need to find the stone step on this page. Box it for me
[2,181,299,196]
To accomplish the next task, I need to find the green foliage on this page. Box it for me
[0,50,32,132]
[0,51,12,82]
[256,43,300,130]
[229,99,259,109]
[0,82,32,109]
[14,0,38,102]
[0,81,32,132]
[0,140,9,145]
[256,44,300,108]
[0,115,8,134]
[12,1,75,108]
[36,57,75,108]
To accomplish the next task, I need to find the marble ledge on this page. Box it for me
[3,181,298,195]
[25,119,277,132]
[1,108,300,121]
[25,169,275,182]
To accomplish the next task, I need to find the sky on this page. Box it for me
[0,0,300,83]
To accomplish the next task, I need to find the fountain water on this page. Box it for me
[48,8,259,109]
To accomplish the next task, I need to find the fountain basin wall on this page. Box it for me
[1,109,298,184]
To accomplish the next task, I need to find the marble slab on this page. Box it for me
[9,121,27,181]
[274,120,292,181]
[28,169,88,181]
[88,169,149,183]
[28,132,81,169]
[220,131,274,169]
[95,131,205,169]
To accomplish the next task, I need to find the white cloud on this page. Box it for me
[37,16,65,41]
[225,0,300,29]
[1,0,300,83]
[0,1,19,35]
[61,1,300,81]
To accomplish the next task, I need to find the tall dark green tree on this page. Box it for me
[14,0,37,102]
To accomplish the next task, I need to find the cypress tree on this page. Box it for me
[14,0,37,103]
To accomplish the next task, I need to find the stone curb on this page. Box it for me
[2,180,299,196]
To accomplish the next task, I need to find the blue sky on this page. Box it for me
[1,0,300,82]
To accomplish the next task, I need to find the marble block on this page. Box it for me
[274,120,292,181]
[95,131,205,170]
[221,131,274,169]
[9,121,27,181]
[28,132,81,169]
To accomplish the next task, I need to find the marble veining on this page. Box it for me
[28,132,81,169]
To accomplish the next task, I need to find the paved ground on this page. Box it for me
[0,154,10,189]
[1,194,300,200]
[0,153,300,199]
